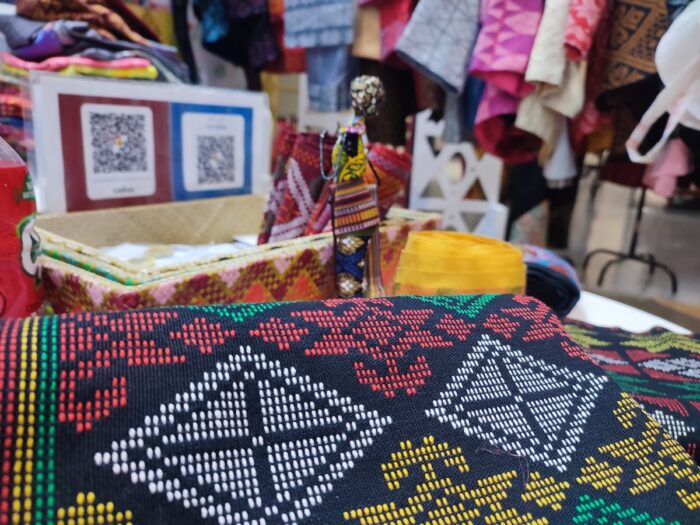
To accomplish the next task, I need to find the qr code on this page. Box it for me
[89,112,148,174]
[196,135,235,184]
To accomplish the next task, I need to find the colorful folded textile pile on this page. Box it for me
[394,231,527,295]
[523,243,581,317]
[1,294,698,523]
[0,1,189,160]
[567,320,700,464]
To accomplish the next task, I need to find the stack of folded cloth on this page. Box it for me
[0,0,190,159]
[394,231,527,295]
[522,243,581,317]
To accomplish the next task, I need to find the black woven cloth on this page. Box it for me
[1,295,698,524]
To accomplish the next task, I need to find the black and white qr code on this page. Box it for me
[196,135,235,184]
[89,112,148,174]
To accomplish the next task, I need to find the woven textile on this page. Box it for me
[567,321,700,464]
[284,0,355,48]
[268,133,335,243]
[2,295,699,524]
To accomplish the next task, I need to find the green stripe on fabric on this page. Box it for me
[411,294,498,318]
[33,317,57,523]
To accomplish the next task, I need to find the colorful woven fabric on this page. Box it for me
[599,0,669,94]
[16,0,160,45]
[469,0,543,98]
[567,321,700,464]
[1,294,699,524]
[43,217,439,313]
[268,133,335,243]
[258,127,297,245]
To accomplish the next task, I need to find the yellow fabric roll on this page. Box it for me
[394,231,526,295]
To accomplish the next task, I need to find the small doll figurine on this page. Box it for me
[323,76,386,298]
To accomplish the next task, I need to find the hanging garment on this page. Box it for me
[374,0,414,64]
[543,118,578,187]
[352,5,382,60]
[193,0,280,70]
[598,0,669,96]
[265,0,306,74]
[474,83,542,163]
[506,161,548,245]
[396,0,480,93]
[516,62,587,157]
[517,0,586,156]
[564,0,606,61]
[16,0,160,45]
[642,138,693,196]
[627,1,700,163]
[525,0,570,88]
[306,46,352,112]
[469,0,543,98]
[570,0,614,151]
[284,0,355,48]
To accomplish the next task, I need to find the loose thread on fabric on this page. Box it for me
[476,444,532,487]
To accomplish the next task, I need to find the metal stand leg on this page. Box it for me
[582,188,678,295]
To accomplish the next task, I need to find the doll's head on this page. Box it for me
[350,75,385,118]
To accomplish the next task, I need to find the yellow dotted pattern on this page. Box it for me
[380,436,469,491]
[520,472,570,511]
[344,437,554,525]
[465,472,547,525]
[482,507,547,525]
[677,489,700,510]
[56,492,133,525]
[11,318,37,525]
[613,393,640,429]
[576,458,623,492]
[467,471,517,507]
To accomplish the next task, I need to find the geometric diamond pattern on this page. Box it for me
[95,345,392,524]
[427,334,609,472]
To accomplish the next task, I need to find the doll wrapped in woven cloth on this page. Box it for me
[325,75,386,298]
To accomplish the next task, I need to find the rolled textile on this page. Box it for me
[522,244,580,316]
[394,231,526,295]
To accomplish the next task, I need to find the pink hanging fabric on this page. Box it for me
[473,83,542,163]
[642,138,692,197]
[564,0,606,61]
[468,0,544,98]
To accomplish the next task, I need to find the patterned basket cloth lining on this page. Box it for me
[567,320,700,465]
[0,294,698,524]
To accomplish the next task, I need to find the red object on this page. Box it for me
[0,140,43,318]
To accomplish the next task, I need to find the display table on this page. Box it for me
[569,290,691,334]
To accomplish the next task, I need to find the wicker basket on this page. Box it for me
[36,196,441,312]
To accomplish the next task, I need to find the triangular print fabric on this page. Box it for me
[1,295,699,524]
